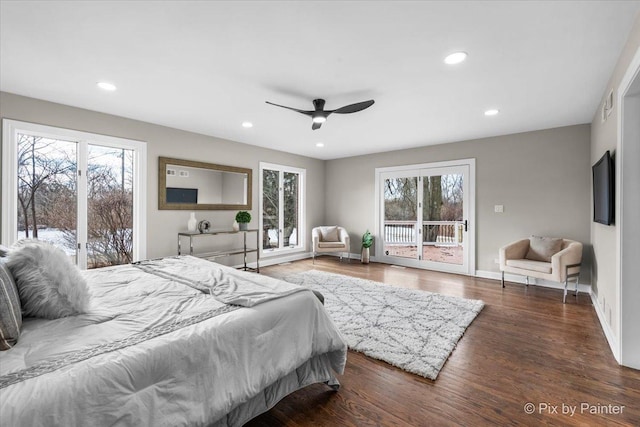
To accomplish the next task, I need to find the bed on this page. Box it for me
[0,255,347,426]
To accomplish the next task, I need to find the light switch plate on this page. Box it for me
[494,205,504,213]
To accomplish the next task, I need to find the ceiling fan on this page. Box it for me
[265,98,375,130]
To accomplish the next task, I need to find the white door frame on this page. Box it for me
[375,158,476,275]
[617,46,640,369]
[1,119,147,267]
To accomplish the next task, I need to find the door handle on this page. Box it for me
[464,220,468,232]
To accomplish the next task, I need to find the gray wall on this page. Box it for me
[590,13,640,342]
[325,125,592,280]
[0,92,593,284]
[0,92,325,264]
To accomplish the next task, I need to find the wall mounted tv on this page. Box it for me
[592,150,614,225]
[166,187,198,204]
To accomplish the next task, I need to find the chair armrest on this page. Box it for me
[499,239,530,268]
[338,227,350,251]
[551,242,583,280]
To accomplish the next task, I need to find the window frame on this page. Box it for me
[259,162,305,258]
[1,119,147,267]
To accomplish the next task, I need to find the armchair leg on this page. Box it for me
[563,278,568,304]
[501,271,505,288]
[575,276,580,298]
[525,276,529,286]
[313,252,315,264]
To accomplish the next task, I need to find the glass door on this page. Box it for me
[420,165,469,273]
[9,127,143,270]
[16,133,78,263]
[86,144,134,268]
[382,174,418,260]
[378,160,474,275]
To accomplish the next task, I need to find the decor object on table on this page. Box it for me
[361,230,373,264]
[187,212,197,231]
[197,220,211,233]
[499,236,583,303]
[232,220,240,231]
[5,240,90,319]
[281,270,484,380]
[312,226,350,264]
[235,211,251,231]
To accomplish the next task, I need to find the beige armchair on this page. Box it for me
[312,226,350,263]
[499,236,582,303]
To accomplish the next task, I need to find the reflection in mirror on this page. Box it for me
[158,157,252,210]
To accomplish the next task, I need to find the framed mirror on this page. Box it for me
[158,157,252,210]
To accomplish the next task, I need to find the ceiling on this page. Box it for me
[1,1,639,160]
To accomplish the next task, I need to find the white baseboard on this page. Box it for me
[233,251,312,269]
[475,270,592,293]
[590,290,620,364]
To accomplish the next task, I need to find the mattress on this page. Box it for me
[0,256,347,426]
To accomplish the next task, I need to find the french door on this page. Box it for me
[2,120,147,269]
[376,159,475,275]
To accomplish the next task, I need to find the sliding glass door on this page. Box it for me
[377,160,474,275]
[2,120,146,269]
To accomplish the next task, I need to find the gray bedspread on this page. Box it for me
[0,256,347,426]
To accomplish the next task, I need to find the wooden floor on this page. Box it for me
[246,258,640,426]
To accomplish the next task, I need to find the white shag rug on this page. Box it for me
[282,270,484,380]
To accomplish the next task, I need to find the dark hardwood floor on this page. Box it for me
[245,257,640,426]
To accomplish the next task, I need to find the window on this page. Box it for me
[1,119,147,269]
[259,162,305,256]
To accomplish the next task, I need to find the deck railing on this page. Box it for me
[384,220,464,246]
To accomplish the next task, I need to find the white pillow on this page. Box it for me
[320,226,340,242]
[6,241,90,319]
[526,236,563,262]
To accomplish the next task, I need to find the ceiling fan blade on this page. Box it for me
[312,121,322,130]
[331,100,375,114]
[265,101,313,116]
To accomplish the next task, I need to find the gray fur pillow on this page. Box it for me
[6,241,90,319]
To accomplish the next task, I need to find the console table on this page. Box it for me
[177,229,259,272]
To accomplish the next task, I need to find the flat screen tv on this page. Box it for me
[166,187,198,204]
[592,150,614,225]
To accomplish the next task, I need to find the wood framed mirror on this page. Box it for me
[158,157,252,210]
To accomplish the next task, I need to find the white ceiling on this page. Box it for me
[1,1,639,160]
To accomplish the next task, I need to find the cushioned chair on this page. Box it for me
[499,236,582,303]
[312,226,350,263]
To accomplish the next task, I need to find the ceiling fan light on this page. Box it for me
[312,116,326,124]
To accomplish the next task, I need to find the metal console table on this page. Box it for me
[177,229,259,272]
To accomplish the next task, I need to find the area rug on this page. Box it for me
[281,270,484,380]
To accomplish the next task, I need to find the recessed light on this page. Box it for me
[316,142,325,148]
[444,52,467,65]
[484,109,500,116]
[97,81,117,91]
[242,121,253,128]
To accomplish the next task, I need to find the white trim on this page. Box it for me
[591,290,620,363]
[1,119,147,265]
[374,158,476,275]
[616,45,640,369]
[234,251,312,269]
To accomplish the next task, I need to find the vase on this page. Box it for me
[232,220,240,231]
[361,247,370,264]
[239,222,248,231]
[187,212,197,232]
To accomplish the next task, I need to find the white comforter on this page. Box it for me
[0,256,347,426]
